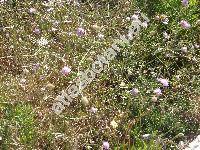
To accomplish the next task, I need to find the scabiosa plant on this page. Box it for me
[182,0,189,7]
[163,32,170,39]
[98,33,104,39]
[32,63,40,72]
[61,66,71,76]
[76,27,86,36]
[89,107,98,113]
[29,8,37,14]
[33,28,41,34]
[131,14,139,20]
[102,141,109,150]
[180,20,191,29]
[130,88,139,96]
[154,88,162,96]
[157,78,169,87]
[20,78,26,84]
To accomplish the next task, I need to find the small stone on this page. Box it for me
[120,81,126,87]
[92,24,102,32]
[81,96,89,105]
[110,120,118,128]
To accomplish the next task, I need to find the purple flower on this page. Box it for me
[61,66,71,76]
[103,141,109,149]
[76,27,86,36]
[98,33,104,39]
[29,8,37,14]
[157,78,169,87]
[33,28,40,34]
[180,20,191,29]
[33,63,40,72]
[131,14,139,20]
[154,88,162,96]
[163,32,170,39]
[182,0,188,7]
[130,88,139,96]
[90,107,98,113]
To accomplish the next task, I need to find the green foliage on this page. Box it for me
[0,103,37,149]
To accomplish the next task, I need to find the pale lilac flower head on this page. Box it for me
[47,7,54,12]
[76,27,86,36]
[131,88,139,96]
[131,14,139,20]
[163,32,170,39]
[20,78,26,84]
[29,8,37,14]
[61,66,71,76]
[182,0,188,7]
[90,107,98,113]
[180,20,191,29]
[33,63,40,72]
[103,141,109,149]
[33,28,40,34]
[98,33,104,39]
[157,78,169,87]
[154,88,162,96]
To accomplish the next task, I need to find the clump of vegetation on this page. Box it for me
[0,0,199,149]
